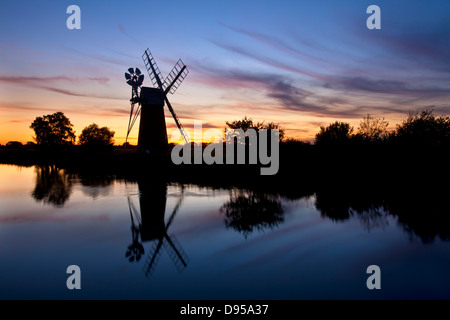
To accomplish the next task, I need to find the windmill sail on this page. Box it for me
[142,49,164,90]
[164,98,189,143]
[164,59,188,95]
[142,48,190,144]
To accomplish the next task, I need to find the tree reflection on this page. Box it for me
[356,207,390,232]
[32,165,74,207]
[79,176,113,199]
[220,189,284,238]
[315,189,352,222]
[314,184,450,243]
[315,187,389,231]
[386,190,450,243]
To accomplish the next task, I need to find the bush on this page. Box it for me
[315,121,353,146]
[78,123,115,150]
[393,109,450,146]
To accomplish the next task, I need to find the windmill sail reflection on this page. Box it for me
[126,179,189,277]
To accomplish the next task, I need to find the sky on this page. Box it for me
[0,0,449,145]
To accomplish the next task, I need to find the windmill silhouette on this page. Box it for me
[126,180,189,278]
[125,49,189,155]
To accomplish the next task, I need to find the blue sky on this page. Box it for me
[0,0,449,143]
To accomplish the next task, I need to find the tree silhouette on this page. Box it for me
[78,123,115,149]
[315,121,353,146]
[226,116,255,132]
[393,109,450,146]
[356,114,389,142]
[226,116,285,141]
[30,112,75,147]
[5,141,23,149]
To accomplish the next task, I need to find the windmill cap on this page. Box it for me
[140,87,164,105]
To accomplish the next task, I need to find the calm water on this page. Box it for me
[0,164,449,299]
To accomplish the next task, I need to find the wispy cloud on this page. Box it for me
[355,21,450,75]
[191,63,332,114]
[220,23,329,66]
[189,61,373,118]
[323,76,450,97]
[0,75,109,84]
[210,41,326,81]
[118,24,144,46]
[0,75,125,100]
[194,34,450,120]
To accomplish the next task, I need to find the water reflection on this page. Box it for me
[80,176,113,199]
[220,189,284,238]
[29,166,450,245]
[32,166,114,206]
[314,186,450,243]
[32,165,75,207]
[126,179,189,277]
[386,190,450,243]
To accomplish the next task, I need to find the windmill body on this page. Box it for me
[138,87,167,155]
[125,49,189,157]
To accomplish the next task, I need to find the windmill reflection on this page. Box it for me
[32,165,74,207]
[126,180,189,277]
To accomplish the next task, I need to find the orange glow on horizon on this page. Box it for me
[0,101,403,146]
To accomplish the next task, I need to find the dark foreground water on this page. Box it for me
[0,164,449,299]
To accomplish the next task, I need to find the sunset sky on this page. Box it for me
[1,0,449,145]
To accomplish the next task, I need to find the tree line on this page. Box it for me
[313,109,450,147]
[225,109,450,148]
[26,111,115,149]
[2,109,449,149]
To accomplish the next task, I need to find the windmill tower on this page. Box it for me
[125,49,189,156]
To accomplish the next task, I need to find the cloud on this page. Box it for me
[220,23,331,67]
[166,121,218,130]
[196,35,450,120]
[118,24,143,46]
[211,40,450,99]
[0,75,125,100]
[0,118,31,125]
[0,103,48,112]
[323,76,450,97]
[211,41,326,81]
[356,22,450,74]
[189,61,351,117]
[0,75,109,84]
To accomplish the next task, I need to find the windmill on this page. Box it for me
[126,180,189,278]
[124,49,190,155]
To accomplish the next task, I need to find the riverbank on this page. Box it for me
[1,142,448,190]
